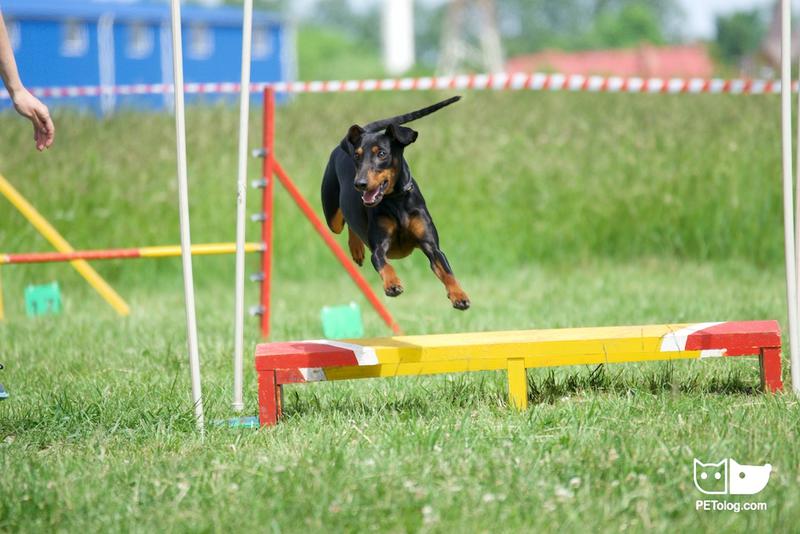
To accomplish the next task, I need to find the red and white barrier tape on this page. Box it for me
[1,73,796,100]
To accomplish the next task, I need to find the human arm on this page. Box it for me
[0,11,54,151]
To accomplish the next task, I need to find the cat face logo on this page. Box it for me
[693,459,772,495]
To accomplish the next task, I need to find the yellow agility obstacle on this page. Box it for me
[255,320,782,425]
[0,173,130,316]
[0,173,264,320]
[0,242,264,264]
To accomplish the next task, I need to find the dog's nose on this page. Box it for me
[354,178,368,191]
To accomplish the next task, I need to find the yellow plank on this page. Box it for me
[330,337,712,366]
[140,242,263,258]
[324,359,507,380]
[0,174,130,316]
[394,360,471,376]
[316,348,707,382]
[347,324,696,364]
[351,324,692,348]
[507,358,527,410]
[523,350,704,368]
[323,365,390,380]
[300,324,727,383]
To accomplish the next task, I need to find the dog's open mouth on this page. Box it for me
[362,180,388,206]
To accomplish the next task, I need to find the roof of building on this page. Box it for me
[0,0,282,26]
[506,44,714,79]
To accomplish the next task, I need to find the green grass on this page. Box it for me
[0,92,797,532]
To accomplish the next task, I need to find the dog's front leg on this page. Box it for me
[370,217,403,297]
[348,226,365,266]
[371,246,403,297]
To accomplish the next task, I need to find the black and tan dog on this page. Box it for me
[321,97,469,310]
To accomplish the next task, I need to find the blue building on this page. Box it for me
[0,0,293,112]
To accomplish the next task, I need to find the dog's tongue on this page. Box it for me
[362,187,381,205]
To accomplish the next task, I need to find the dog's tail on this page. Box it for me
[363,96,461,132]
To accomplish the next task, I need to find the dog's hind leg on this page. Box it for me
[348,226,365,266]
[419,243,470,310]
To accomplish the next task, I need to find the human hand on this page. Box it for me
[11,88,55,151]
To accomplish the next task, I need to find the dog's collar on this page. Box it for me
[389,181,413,197]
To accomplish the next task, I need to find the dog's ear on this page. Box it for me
[386,124,418,146]
[347,124,364,147]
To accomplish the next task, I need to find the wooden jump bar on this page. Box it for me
[254,320,783,426]
[0,242,265,265]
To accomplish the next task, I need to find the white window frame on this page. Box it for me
[61,19,89,57]
[187,23,213,59]
[126,22,154,59]
[253,25,271,59]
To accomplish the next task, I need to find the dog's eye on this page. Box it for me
[354,152,361,160]
[377,150,387,158]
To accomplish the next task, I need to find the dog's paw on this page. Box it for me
[349,245,364,266]
[449,291,470,310]
[348,230,365,266]
[385,284,404,297]
[349,249,364,266]
[452,298,470,310]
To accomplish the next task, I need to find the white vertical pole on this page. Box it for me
[781,0,800,394]
[382,0,415,76]
[170,0,204,430]
[233,0,254,412]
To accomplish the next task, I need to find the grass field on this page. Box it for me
[1,91,798,532]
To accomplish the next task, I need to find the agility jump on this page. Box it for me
[250,87,402,339]
[254,320,782,426]
[0,243,264,264]
[250,82,788,427]
[0,173,265,319]
[0,90,401,340]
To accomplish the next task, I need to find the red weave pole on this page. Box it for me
[3,248,141,264]
[271,159,402,335]
[260,87,275,338]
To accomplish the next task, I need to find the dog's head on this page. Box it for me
[346,123,418,207]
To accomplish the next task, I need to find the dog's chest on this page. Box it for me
[386,211,420,259]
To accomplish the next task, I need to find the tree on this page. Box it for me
[715,10,766,66]
[499,0,680,56]
[589,3,665,48]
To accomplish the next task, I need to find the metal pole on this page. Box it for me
[169,0,204,431]
[259,87,275,338]
[233,0,254,412]
[781,0,800,393]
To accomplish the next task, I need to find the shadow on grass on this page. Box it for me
[527,363,758,405]
[281,363,761,421]
[282,375,505,421]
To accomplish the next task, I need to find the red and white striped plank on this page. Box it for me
[255,320,782,425]
[659,320,782,356]
[256,320,780,380]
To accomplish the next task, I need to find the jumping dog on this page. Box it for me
[321,96,470,310]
